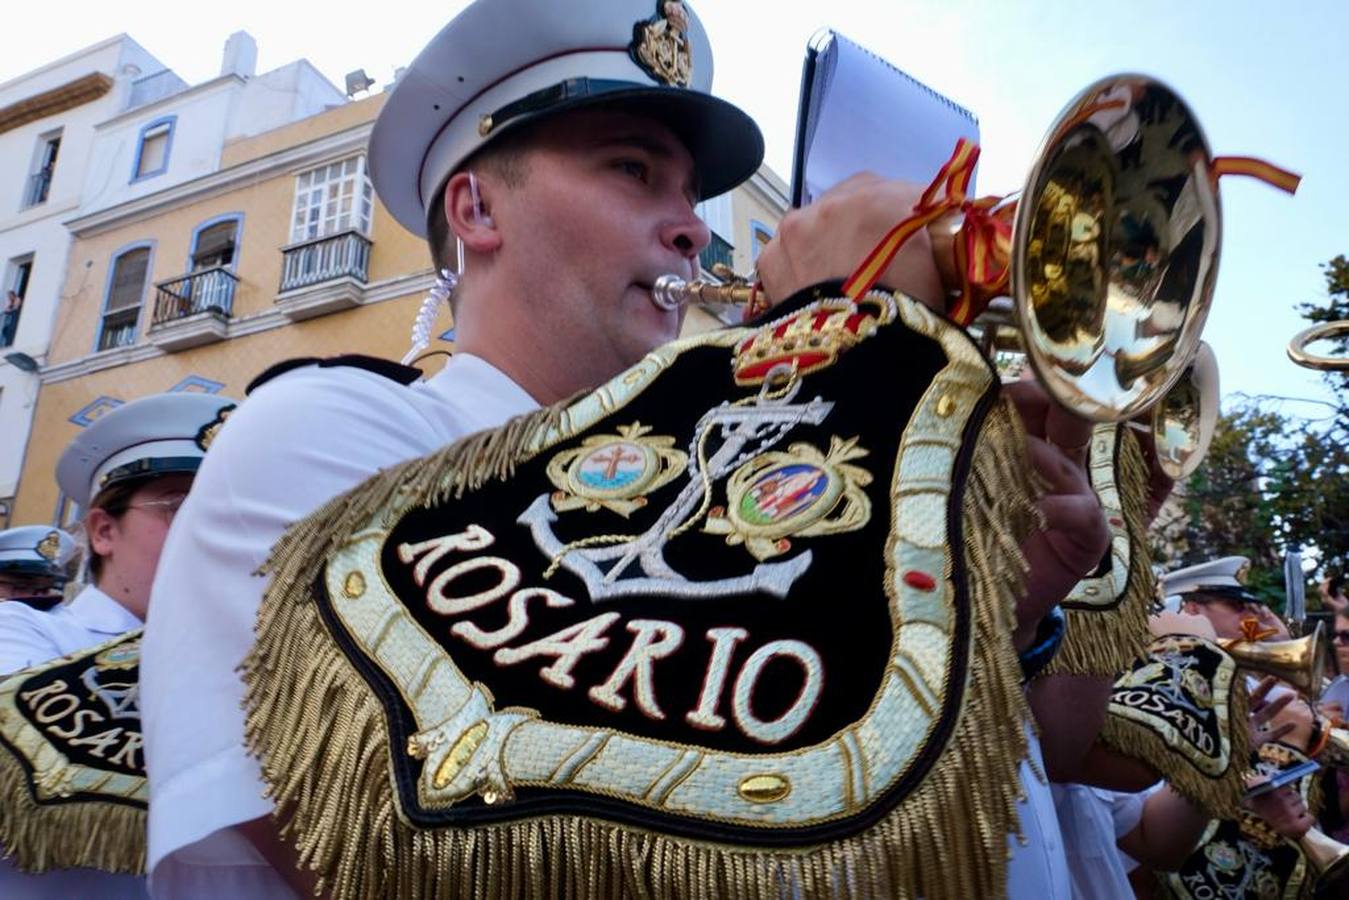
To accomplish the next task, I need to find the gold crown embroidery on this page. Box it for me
[732,296,895,387]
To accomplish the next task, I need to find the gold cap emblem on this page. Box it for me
[195,404,236,452]
[631,1,692,88]
[36,530,60,563]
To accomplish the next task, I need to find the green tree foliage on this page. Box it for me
[1172,405,1289,604]
[1166,256,1349,608]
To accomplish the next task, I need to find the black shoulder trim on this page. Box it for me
[247,354,423,395]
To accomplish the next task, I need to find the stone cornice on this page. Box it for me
[0,72,113,136]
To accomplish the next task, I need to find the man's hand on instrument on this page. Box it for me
[1002,378,1109,650]
[755,174,945,312]
[1245,785,1315,841]
[1248,675,1297,747]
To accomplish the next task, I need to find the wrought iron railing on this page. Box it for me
[698,232,734,276]
[97,311,140,351]
[23,169,53,207]
[151,266,238,327]
[279,230,372,293]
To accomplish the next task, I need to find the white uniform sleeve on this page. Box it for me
[140,366,452,894]
[0,604,57,675]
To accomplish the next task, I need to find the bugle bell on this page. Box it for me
[1300,827,1349,886]
[1288,320,1349,372]
[1218,622,1326,696]
[656,75,1223,472]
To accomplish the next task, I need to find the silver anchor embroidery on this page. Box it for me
[521,371,833,601]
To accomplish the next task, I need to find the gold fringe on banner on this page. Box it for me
[241,385,1041,899]
[1099,670,1251,821]
[0,754,145,875]
[1043,426,1156,679]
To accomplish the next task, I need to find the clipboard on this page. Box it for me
[789,30,980,209]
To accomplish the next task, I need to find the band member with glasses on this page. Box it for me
[0,392,233,673]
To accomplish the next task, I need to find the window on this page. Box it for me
[2,256,33,349]
[289,156,374,243]
[98,246,151,351]
[132,117,175,182]
[750,221,774,262]
[23,130,61,208]
[191,218,239,270]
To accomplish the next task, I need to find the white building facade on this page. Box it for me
[0,35,166,522]
[0,32,345,523]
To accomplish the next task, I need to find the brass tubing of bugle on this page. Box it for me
[650,275,759,311]
[1288,320,1349,372]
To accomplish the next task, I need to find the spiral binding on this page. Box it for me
[401,268,458,366]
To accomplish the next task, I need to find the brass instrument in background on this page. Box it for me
[1219,622,1326,695]
[1288,321,1349,371]
[1300,828,1349,885]
[656,75,1223,477]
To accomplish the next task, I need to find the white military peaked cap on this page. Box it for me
[0,526,75,580]
[56,393,237,509]
[1161,555,1260,606]
[369,0,764,236]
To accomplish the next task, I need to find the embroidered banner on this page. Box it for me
[244,284,1042,899]
[1101,633,1250,818]
[0,629,146,874]
[1165,742,1315,900]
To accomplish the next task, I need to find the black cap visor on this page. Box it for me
[478,77,764,200]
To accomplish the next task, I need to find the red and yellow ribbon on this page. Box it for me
[1235,617,1281,645]
[842,138,980,303]
[842,138,1013,326]
[1210,156,1301,195]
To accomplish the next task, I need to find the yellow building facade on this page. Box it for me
[10,93,787,525]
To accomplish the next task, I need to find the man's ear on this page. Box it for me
[85,507,119,559]
[444,171,501,254]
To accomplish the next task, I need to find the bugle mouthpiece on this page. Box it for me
[650,273,761,312]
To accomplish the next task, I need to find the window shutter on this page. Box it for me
[107,249,150,311]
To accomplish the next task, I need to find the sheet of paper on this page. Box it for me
[792,32,980,207]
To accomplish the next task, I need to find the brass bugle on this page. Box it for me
[1301,827,1349,885]
[659,75,1224,454]
[1219,622,1326,695]
[1288,320,1349,372]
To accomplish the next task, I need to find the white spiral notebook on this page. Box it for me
[790,30,980,208]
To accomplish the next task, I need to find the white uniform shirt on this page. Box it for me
[0,584,141,674]
[1007,730,1073,899]
[140,354,540,898]
[1050,783,1147,900]
[0,584,147,897]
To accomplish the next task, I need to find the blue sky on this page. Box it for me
[8,0,1345,414]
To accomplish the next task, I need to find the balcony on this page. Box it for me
[699,232,734,276]
[147,266,236,351]
[22,169,52,208]
[275,230,372,321]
